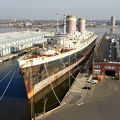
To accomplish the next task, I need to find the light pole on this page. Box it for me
[56,14,59,33]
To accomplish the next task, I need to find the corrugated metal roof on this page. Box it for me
[0,31,49,42]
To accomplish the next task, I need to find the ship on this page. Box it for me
[18,15,97,102]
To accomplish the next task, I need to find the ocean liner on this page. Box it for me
[18,15,97,101]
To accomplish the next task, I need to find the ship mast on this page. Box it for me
[63,14,66,35]
[63,14,66,50]
[56,14,59,33]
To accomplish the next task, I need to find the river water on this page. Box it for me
[0,26,119,120]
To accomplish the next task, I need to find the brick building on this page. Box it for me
[92,33,120,80]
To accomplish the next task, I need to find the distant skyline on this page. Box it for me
[0,0,120,20]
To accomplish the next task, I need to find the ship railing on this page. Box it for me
[20,35,97,68]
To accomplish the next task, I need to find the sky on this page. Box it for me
[0,0,120,20]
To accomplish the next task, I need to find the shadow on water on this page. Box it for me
[27,71,78,120]
[0,58,27,98]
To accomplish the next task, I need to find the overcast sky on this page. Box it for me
[0,0,119,20]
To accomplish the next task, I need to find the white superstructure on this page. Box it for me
[18,31,97,68]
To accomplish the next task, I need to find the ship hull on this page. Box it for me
[27,40,96,116]
[20,38,96,101]
[32,65,80,115]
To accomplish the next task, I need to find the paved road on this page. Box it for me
[95,34,118,62]
[43,77,120,120]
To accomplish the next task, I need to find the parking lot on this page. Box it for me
[43,76,120,120]
[84,76,120,103]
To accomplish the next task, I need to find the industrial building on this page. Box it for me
[0,31,52,56]
[92,32,120,80]
[111,15,116,26]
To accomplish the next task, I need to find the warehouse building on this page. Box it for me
[0,31,52,56]
[92,33,120,80]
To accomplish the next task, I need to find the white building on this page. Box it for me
[0,31,52,56]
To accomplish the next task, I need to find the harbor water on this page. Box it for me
[0,26,120,120]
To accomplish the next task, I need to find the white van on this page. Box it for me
[88,79,98,84]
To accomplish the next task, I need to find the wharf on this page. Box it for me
[0,46,39,62]
[61,72,89,106]
[41,76,120,120]
[36,52,94,120]
[36,70,92,120]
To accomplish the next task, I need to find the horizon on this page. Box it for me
[0,0,120,20]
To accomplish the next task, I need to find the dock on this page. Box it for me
[0,46,39,62]
[61,72,89,106]
[36,70,93,120]
[41,74,120,120]
[60,54,94,106]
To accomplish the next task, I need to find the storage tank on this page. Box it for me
[78,18,86,33]
[66,15,76,34]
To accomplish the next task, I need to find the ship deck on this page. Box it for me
[25,49,71,59]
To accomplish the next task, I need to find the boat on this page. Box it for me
[18,15,97,102]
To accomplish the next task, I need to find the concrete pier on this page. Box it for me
[61,71,92,106]
[0,46,39,62]
[35,70,92,120]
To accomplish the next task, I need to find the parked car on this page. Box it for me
[82,86,91,90]
[88,79,98,84]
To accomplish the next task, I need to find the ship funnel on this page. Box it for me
[78,18,86,33]
[66,15,76,34]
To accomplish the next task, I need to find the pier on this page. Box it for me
[0,45,39,62]
[61,72,91,106]
[35,50,94,120]
[35,70,91,120]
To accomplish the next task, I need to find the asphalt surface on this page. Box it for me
[95,34,118,62]
[43,77,120,120]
